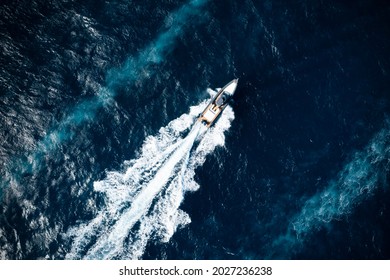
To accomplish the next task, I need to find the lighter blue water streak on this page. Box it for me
[1,0,209,192]
[270,119,390,258]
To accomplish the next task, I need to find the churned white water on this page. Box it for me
[65,91,234,259]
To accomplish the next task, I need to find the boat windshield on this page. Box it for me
[216,93,227,106]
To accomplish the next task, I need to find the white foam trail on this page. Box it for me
[65,91,234,259]
[85,126,200,259]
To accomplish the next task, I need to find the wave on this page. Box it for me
[65,91,234,259]
[270,119,390,258]
[1,0,209,194]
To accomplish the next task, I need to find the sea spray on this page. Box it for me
[85,125,201,259]
[65,93,234,259]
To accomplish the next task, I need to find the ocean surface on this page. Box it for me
[1,0,389,259]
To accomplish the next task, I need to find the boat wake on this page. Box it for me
[269,119,390,258]
[65,91,234,259]
[0,0,209,195]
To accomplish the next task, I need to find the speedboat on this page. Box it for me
[198,79,238,127]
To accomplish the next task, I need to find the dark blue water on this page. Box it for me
[1,0,389,259]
